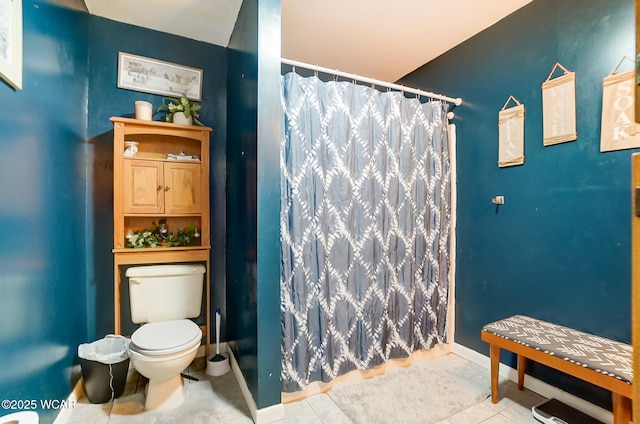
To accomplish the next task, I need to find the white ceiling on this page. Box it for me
[82,0,532,82]
[282,0,532,81]
[83,0,244,47]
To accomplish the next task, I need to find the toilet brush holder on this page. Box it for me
[206,352,230,376]
[206,308,230,376]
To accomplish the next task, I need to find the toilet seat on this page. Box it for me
[131,319,202,356]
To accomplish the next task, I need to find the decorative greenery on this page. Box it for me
[167,224,197,247]
[126,222,197,248]
[157,94,202,125]
[127,230,160,248]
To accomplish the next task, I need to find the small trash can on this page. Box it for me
[78,335,131,404]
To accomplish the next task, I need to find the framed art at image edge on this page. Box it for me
[0,0,22,90]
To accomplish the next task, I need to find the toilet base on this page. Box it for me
[127,322,200,412]
[144,374,185,411]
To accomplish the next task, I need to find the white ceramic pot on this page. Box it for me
[172,112,192,126]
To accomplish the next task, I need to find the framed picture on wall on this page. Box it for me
[0,0,22,90]
[117,52,203,101]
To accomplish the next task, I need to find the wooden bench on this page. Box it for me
[481,315,632,424]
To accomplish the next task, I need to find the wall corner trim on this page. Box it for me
[227,343,285,423]
[53,377,84,424]
[254,403,286,424]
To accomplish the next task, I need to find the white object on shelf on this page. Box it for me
[167,152,200,161]
[124,141,138,157]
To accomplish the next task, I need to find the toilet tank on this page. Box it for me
[125,264,205,324]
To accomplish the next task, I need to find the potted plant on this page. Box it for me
[157,94,202,125]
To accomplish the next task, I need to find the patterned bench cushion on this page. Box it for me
[482,315,632,384]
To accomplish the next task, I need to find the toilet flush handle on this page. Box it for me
[130,278,142,285]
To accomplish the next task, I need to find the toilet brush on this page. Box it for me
[206,308,230,376]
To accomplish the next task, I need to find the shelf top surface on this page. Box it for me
[111,117,212,133]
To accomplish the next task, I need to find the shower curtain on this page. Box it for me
[280,71,451,392]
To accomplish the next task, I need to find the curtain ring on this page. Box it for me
[314,64,319,78]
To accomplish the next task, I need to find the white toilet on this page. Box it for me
[125,264,205,411]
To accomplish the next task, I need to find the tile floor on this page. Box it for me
[65,353,548,424]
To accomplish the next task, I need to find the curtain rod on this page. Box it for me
[281,58,463,106]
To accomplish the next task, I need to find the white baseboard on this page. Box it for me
[451,342,614,424]
[223,343,285,424]
[53,377,84,424]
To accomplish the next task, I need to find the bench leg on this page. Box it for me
[611,393,631,424]
[517,354,526,390]
[489,344,500,404]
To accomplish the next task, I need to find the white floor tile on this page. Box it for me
[281,400,323,423]
[449,402,499,424]
[306,393,351,424]
[479,414,516,424]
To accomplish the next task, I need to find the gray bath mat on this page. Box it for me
[327,355,490,424]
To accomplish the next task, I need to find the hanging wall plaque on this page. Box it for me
[542,63,577,146]
[600,57,640,152]
[498,95,525,167]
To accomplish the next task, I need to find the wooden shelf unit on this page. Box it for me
[111,117,212,354]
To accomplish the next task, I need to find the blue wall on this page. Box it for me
[227,0,282,410]
[86,16,228,339]
[0,2,88,422]
[401,0,634,408]
[227,0,259,400]
[255,0,282,409]
[0,4,229,423]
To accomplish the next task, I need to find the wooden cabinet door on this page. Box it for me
[124,159,164,213]
[164,162,202,214]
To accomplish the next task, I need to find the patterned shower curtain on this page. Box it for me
[280,71,451,392]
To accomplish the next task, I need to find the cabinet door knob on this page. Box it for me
[157,185,163,191]
[164,185,170,191]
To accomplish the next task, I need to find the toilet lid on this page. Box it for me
[131,319,201,355]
